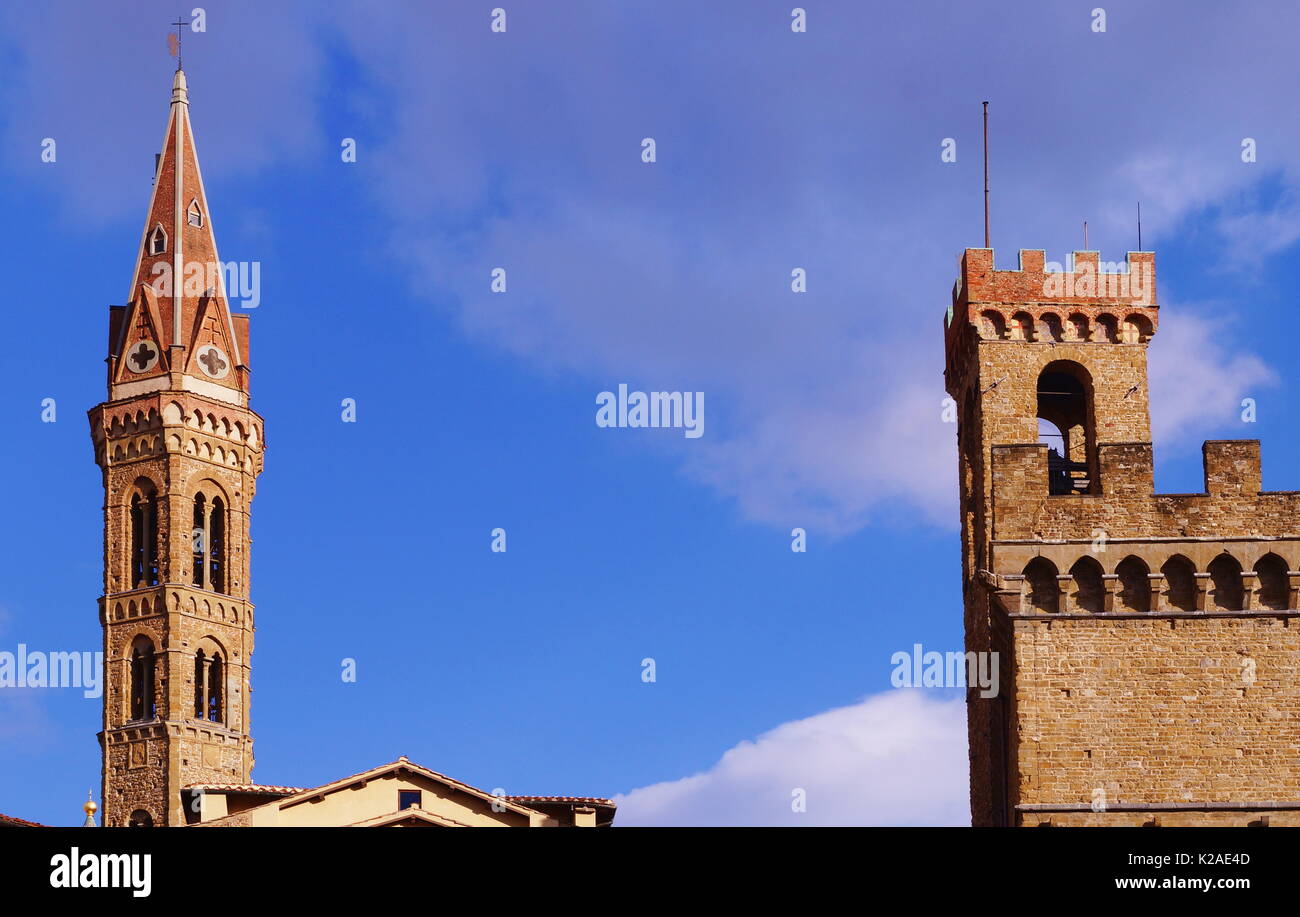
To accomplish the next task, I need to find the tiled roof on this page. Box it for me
[0,812,44,827]
[504,796,616,805]
[184,783,304,795]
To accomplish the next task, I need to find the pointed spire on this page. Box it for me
[112,68,249,404]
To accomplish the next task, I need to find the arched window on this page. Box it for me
[1068,556,1105,614]
[1023,558,1060,614]
[191,492,227,594]
[129,636,156,722]
[192,494,206,586]
[149,224,167,255]
[1037,313,1064,342]
[1254,554,1289,611]
[193,647,224,724]
[207,653,223,723]
[187,199,203,227]
[1208,554,1244,611]
[194,650,206,718]
[1122,314,1153,344]
[130,482,159,588]
[1038,361,1096,495]
[1009,312,1034,341]
[209,497,225,594]
[1116,556,1151,612]
[1162,555,1197,611]
[128,809,154,827]
[979,310,1007,340]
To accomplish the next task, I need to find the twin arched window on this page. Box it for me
[130,483,159,588]
[191,493,226,593]
[193,649,224,723]
[128,636,156,721]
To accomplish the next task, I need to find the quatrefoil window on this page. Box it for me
[128,340,159,373]
[195,344,229,379]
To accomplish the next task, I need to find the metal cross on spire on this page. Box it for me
[169,15,187,70]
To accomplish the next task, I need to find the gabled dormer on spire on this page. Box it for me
[109,68,249,406]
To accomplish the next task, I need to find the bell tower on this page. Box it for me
[89,68,264,827]
[947,248,1300,827]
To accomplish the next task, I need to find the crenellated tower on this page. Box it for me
[946,248,1300,826]
[88,69,264,827]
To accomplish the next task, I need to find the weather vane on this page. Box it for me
[168,15,187,70]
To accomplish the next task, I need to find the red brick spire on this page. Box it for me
[109,68,249,405]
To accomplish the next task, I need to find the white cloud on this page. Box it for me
[1148,308,1277,447]
[614,690,969,826]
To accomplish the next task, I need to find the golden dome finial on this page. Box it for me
[82,791,98,827]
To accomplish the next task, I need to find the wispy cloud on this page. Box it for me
[3,1,1296,531]
[1148,307,1278,448]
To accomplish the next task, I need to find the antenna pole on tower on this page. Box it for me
[982,101,990,249]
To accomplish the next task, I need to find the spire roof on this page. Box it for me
[110,68,249,404]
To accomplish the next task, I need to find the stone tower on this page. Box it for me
[946,247,1300,827]
[88,69,264,827]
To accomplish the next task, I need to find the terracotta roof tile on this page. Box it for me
[0,812,44,827]
[184,783,304,795]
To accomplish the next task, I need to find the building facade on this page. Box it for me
[946,247,1300,827]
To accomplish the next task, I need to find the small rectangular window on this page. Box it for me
[398,790,421,810]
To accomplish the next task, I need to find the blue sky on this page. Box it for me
[2,1,1299,826]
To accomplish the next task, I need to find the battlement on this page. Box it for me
[959,248,1156,305]
[948,248,1158,348]
[987,438,1290,545]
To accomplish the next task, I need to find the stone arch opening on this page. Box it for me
[1116,555,1151,612]
[128,809,154,827]
[1207,554,1244,611]
[1162,555,1197,611]
[1038,361,1096,495]
[128,635,156,722]
[1068,556,1105,613]
[129,477,159,588]
[1254,553,1290,611]
[1023,558,1060,614]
